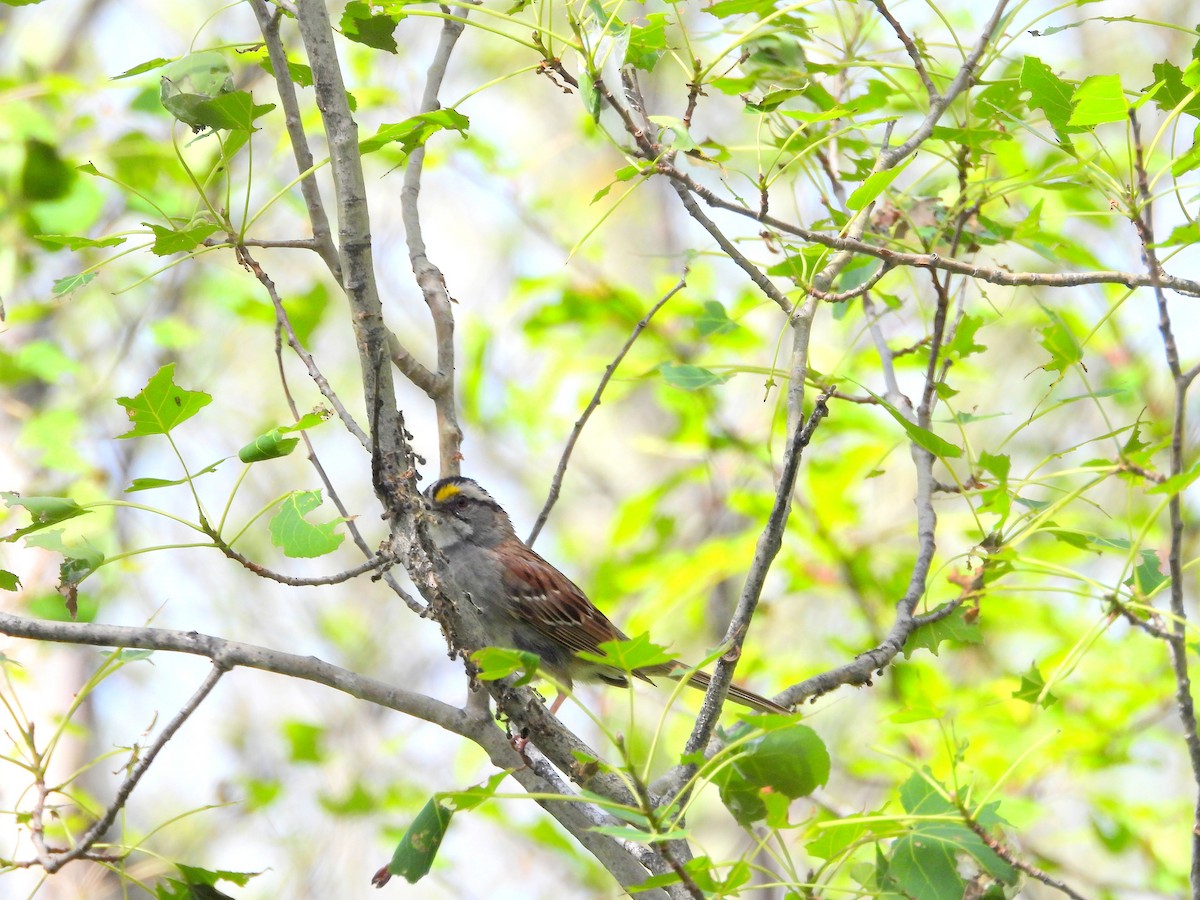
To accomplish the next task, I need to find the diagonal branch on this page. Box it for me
[36,662,227,873]
[680,388,833,762]
[877,0,1011,170]
[868,0,937,100]
[0,613,672,898]
[528,274,687,545]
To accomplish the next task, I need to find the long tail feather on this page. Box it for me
[679,668,791,714]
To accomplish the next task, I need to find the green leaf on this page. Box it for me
[1147,459,1200,495]
[239,431,298,462]
[34,234,127,250]
[1171,130,1200,178]
[238,412,328,463]
[113,56,176,79]
[52,272,97,296]
[1013,662,1058,707]
[889,831,966,900]
[360,109,470,155]
[1068,74,1128,126]
[705,0,780,18]
[647,116,697,151]
[159,51,235,130]
[576,633,676,672]
[716,722,830,825]
[945,314,987,360]
[578,74,602,122]
[892,773,1017,892]
[0,570,20,591]
[589,824,691,843]
[470,646,541,684]
[1125,549,1168,598]
[173,865,259,890]
[2,494,90,541]
[125,458,225,493]
[384,798,454,884]
[977,450,1011,481]
[1145,60,1200,119]
[659,362,730,391]
[847,166,903,210]
[146,222,220,256]
[269,490,345,558]
[625,13,669,71]
[1020,55,1082,139]
[282,720,325,763]
[903,606,982,657]
[259,55,313,88]
[805,814,873,861]
[182,91,275,132]
[340,0,401,52]
[872,394,963,458]
[695,300,739,336]
[21,529,104,619]
[441,771,508,812]
[116,363,212,438]
[21,139,76,201]
[1037,307,1082,375]
[634,855,741,892]
[744,88,805,112]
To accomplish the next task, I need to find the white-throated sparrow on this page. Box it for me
[423,476,789,715]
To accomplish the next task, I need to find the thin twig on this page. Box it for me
[527,275,687,545]
[682,387,834,761]
[217,543,392,586]
[249,0,342,281]
[401,2,478,477]
[1108,596,1172,641]
[204,236,317,250]
[236,244,423,611]
[877,0,1011,170]
[236,244,369,447]
[657,161,1200,296]
[40,663,228,873]
[295,0,411,501]
[669,180,794,314]
[869,0,937,99]
[957,803,1090,900]
[806,264,892,302]
[1131,108,1200,894]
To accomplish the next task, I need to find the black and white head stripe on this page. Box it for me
[425,476,501,509]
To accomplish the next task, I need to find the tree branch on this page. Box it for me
[0,612,672,897]
[249,0,342,281]
[680,388,833,763]
[35,661,227,873]
[528,274,687,545]
[295,0,412,501]
[400,2,475,477]
[1131,109,1200,895]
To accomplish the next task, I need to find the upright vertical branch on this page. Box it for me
[249,0,342,282]
[1131,111,1200,895]
[294,0,412,501]
[401,4,474,478]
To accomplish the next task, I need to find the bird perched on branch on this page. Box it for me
[423,476,789,715]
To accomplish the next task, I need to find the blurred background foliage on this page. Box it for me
[1,0,1199,897]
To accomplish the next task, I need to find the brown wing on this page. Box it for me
[498,541,628,657]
